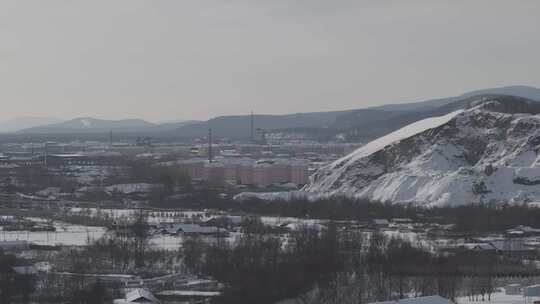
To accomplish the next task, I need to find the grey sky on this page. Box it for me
[1,1,539,122]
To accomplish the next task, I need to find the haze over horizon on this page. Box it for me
[1,1,540,122]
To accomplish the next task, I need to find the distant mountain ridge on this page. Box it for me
[370,85,540,112]
[171,111,350,139]
[20,117,161,134]
[17,117,205,134]
[170,85,540,140]
[330,86,540,142]
[16,85,540,139]
[0,117,64,133]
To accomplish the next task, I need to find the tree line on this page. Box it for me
[171,195,540,233]
[181,224,529,304]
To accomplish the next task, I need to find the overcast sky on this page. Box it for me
[1,1,539,122]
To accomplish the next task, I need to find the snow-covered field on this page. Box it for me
[2,209,431,250]
[150,234,184,250]
[149,231,245,250]
[69,207,210,224]
[0,221,105,246]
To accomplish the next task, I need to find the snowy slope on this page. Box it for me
[304,97,540,206]
[320,110,463,189]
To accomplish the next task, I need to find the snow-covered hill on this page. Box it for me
[304,96,540,207]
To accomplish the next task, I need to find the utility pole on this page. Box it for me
[208,128,213,163]
[109,130,113,148]
[250,111,255,143]
[43,142,48,167]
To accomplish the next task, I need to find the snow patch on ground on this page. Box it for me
[80,119,92,128]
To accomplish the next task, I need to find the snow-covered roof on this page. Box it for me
[105,183,155,195]
[49,153,86,158]
[125,288,159,303]
[461,243,496,251]
[398,296,454,304]
[285,222,326,231]
[510,225,540,233]
[392,218,413,223]
[183,279,217,286]
[162,223,221,234]
[490,240,531,252]
[369,296,454,304]
[156,290,221,297]
[204,215,244,225]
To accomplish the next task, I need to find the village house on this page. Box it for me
[504,283,522,295]
[203,215,245,228]
[371,219,390,228]
[155,290,220,303]
[114,288,160,304]
[159,223,225,236]
[506,225,540,237]
[391,218,413,224]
